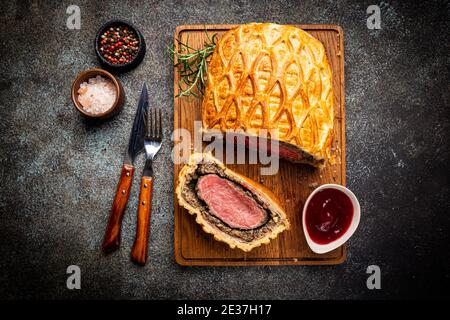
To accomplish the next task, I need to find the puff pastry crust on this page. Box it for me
[202,23,334,167]
[176,153,290,252]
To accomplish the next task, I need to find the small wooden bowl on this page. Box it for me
[71,68,124,119]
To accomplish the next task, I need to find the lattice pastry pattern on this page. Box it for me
[202,23,334,165]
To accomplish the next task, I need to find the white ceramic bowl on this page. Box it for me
[302,184,361,254]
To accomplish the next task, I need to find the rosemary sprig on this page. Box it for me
[168,30,218,97]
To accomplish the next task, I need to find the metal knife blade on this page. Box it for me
[125,82,149,164]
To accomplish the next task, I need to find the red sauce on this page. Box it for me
[305,188,354,245]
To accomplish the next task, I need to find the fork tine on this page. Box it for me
[157,108,162,140]
[146,107,163,141]
[155,108,159,139]
[151,108,156,139]
[146,105,152,139]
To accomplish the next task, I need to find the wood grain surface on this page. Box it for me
[102,163,135,253]
[131,176,153,265]
[173,24,345,266]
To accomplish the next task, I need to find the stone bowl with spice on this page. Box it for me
[95,19,146,73]
[71,68,125,119]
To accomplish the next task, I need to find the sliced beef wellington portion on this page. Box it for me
[197,174,269,230]
[176,153,290,252]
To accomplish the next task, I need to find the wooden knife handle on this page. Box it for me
[131,176,153,265]
[102,164,135,253]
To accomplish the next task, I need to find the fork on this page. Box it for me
[130,106,162,265]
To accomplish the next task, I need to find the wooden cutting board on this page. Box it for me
[173,24,345,266]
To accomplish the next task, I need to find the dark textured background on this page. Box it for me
[0,0,449,299]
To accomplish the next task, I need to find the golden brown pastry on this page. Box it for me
[176,153,290,252]
[202,23,334,168]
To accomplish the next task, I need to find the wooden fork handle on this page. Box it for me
[102,164,135,253]
[131,176,153,265]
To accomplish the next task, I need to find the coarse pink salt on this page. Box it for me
[77,75,117,114]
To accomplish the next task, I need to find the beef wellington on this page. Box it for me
[201,23,334,168]
[176,153,290,252]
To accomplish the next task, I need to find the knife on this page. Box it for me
[102,83,149,253]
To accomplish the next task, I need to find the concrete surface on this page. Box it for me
[0,0,449,299]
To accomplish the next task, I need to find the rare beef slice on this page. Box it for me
[197,174,269,230]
